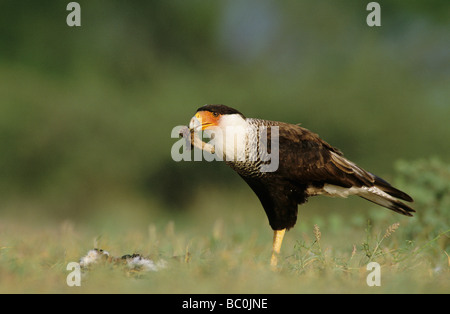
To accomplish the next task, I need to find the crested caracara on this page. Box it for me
[183,104,414,268]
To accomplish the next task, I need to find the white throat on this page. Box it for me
[206,114,248,161]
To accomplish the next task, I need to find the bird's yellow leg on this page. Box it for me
[270,228,286,269]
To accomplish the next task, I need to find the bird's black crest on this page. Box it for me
[196,104,246,118]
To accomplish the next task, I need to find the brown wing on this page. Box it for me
[273,122,412,202]
[274,122,374,188]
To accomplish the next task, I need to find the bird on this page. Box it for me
[184,104,414,268]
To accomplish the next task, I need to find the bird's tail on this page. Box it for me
[358,175,415,217]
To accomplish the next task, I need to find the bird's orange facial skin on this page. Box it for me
[195,111,220,130]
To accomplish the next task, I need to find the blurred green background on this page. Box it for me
[0,1,449,230]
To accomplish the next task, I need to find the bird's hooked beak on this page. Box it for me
[189,111,220,132]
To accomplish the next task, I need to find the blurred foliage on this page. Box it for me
[0,1,449,220]
[395,158,450,248]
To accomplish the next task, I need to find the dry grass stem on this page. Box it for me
[383,223,400,240]
[314,224,321,243]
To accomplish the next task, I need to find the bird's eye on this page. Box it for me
[212,112,219,117]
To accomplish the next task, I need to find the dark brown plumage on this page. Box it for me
[237,121,414,230]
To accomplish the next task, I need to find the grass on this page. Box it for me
[0,192,448,294]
